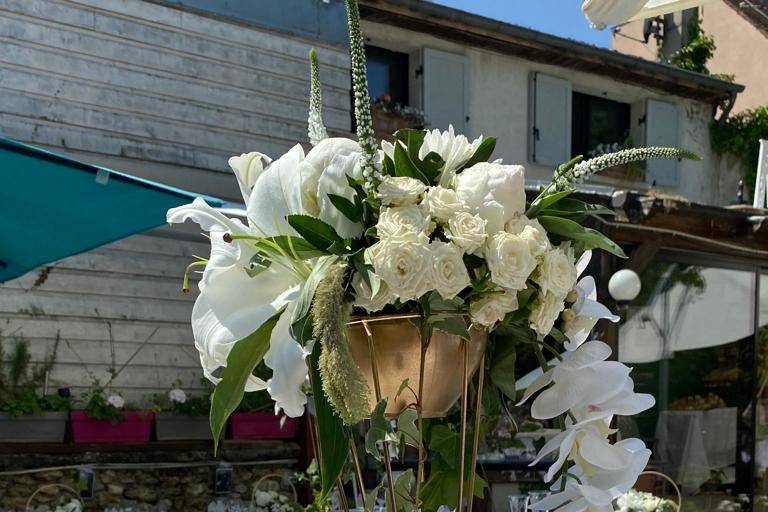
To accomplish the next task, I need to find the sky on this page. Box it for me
[431,0,613,48]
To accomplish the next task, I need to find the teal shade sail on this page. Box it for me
[0,137,222,282]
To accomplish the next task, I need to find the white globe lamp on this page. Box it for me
[608,269,641,303]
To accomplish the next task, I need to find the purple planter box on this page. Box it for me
[71,411,154,444]
[229,412,296,440]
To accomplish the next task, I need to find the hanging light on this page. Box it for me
[608,269,642,302]
[582,0,718,29]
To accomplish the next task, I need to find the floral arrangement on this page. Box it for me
[614,490,677,512]
[167,1,698,511]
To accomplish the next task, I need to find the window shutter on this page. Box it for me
[528,72,572,166]
[645,99,680,187]
[423,48,468,133]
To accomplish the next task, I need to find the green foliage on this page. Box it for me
[538,216,627,258]
[666,14,716,75]
[309,340,350,503]
[0,333,69,416]
[82,386,123,423]
[287,215,345,254]
[152,387,212,416]
[711,106,768,193]
[209,308,285,452]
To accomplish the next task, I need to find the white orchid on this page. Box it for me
[419,125,484,187]
[518,341,631,419]
[531,438,651,512]
[562,250,620,351]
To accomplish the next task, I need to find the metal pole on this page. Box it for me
[457,340,469,512]
[466,354,486,512]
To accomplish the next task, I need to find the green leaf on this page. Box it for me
[395,378,410,400]
[309,340,350,499]
[429,424,459,469]
[395,129,426,161]
[287,215,345,253]
[394,140,430,184]
[489,337,516,400]
[328,193,363,223]
[540,198,615,219]
[365,399,392,459]
[365,480,384,512]
[386,469,416,512]
[397,408,419,448]
[290,255,340,329]
[429,314,470,341]
[460,137,497,171]
[538,216,627,258]
[420,469,487,512]
[259,236,326,260]
[526,189,573,218]
[419,151,445,182]
[210,308,285,453]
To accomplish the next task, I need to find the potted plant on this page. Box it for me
[229,383,297,441]
[0,335,70,442]
[71,384,153,444]
[153,384,213,441]
[165,2,697,510]
[371,93,425,142]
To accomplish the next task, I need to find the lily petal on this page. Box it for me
[247,144,305,235]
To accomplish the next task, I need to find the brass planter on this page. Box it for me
[347,314,487,418]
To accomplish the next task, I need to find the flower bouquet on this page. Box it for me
[168,1,697,510]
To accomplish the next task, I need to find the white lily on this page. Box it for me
[518,341,631,419]
[228,151,271,203]
[563,251,620,351]
[419,125,484,187]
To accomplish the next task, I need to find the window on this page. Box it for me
[571,92,631,158]
[364,46,409,104]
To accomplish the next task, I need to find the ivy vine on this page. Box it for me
[711,107,768,194]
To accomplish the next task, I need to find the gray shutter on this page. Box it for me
[528,72,572,167]
[645,99,680,187]
[423,48,468,133]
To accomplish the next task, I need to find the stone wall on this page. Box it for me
[0,441,301,512]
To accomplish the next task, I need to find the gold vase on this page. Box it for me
[346,314,488,418]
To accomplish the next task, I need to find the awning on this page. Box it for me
[582,0,718,29]
[0,137,222,282]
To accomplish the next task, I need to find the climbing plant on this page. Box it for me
[711,106,768,194]
[664,14,734,82]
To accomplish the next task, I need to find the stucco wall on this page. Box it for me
[612,4,768,113]
[362,20,740,206]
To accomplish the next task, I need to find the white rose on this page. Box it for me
[470,290,519,327]
[446,212,487,254]
[352,272,396,313]
[367,233,433,301]
[454,162,526,233]
[505,215,551,257]
[168,388,187,404]
[106,394,124,409]
[534,243,577,297]
[228,151,271,202]
[376,176,427,206]
[421,186,467,222]
[430,241,471,300]
[377,205,433,238]
[529,292,566,336]
[485,232,537,291]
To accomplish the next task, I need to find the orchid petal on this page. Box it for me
[559,341,611,370]
[578,430,629,470]
[518,369,554,405]
[576,250,592,277]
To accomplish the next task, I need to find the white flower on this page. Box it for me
[367,233,433,302]
[446,212,487,254]
[535,243,577,298]
[419,125,484,187]
[430,241,471,300]
[421,186,467,222]
[168,388,187,404]
[107,394,124,409]
[529,291,566,336]
[519,341,632,419]
[454,162,526,233]
[377,205,433,238]
[376,176,427,206]
[562,250,620,351]
[300,137,364,238]
[255,491,272,507]
[469,290,519,327]
[352,272,396,313]
[486,232,537,291]
[505,215,551,257]
[228,151,271,202]
[532,439,651,512]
